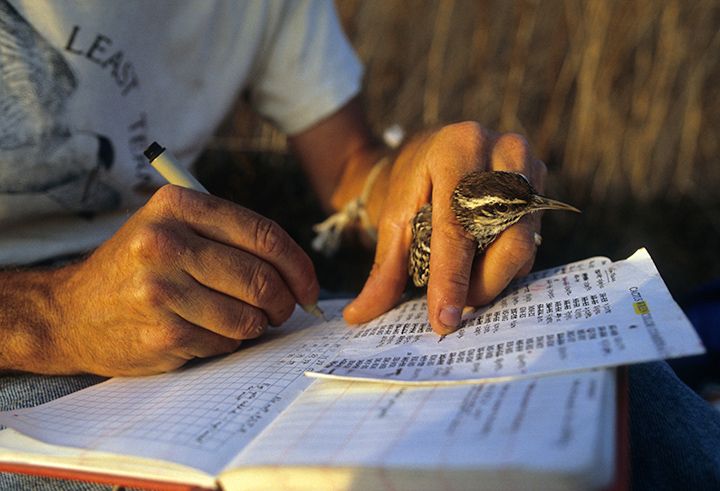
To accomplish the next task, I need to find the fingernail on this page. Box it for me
[439,306,461,330]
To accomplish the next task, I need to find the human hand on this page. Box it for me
[343,122,546,335]
[52,185,319,376]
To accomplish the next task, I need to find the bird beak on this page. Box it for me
[530,195,581,213]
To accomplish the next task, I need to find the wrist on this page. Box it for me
[0,266,78,374]
[329,146,388,226]
[315,148,390,253]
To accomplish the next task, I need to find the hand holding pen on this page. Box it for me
[144,142,326,320]
[42,143,324,377]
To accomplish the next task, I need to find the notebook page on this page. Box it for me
[0,300,351,476]
[306,248,704,383]
[228,369,615,489]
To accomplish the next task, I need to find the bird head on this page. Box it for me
[451,171,579,244]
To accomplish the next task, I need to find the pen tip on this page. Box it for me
[437,335,446,343]
[302,303,328,322]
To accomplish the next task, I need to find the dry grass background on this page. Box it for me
[199,0,720,301]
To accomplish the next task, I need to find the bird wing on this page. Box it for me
[409,204,433,287]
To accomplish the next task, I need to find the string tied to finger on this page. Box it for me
[312,156,389,256]
[312,125,404,257]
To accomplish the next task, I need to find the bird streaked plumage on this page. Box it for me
[409,171,579,287]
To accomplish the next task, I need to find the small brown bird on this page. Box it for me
[409,171,580,287]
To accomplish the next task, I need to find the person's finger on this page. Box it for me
[524,158,547,242]
[466,220,538,305]
[425,124,490,334]
[459,134,540,293]
[426,191,478,334]
[150,185,320,307]
[176,235,296,326]
[160,315,245,359]
[343,213,414,324]
[344,139,434,324]
[156,270,272,337]
[489,132,534,175]
[489,133,541,243]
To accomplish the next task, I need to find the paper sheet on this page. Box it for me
[305,248,704,383]
[229,369,615,489]
[0,248,701,478]
[0,301,353,475]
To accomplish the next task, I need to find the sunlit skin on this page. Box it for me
[0,99,547,376]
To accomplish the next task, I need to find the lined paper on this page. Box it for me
[0,301,351,475]
[229,369,615,489]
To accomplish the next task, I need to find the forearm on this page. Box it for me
[0,267,69,374]
[289,97,384,215]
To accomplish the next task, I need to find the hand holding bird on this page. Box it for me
[343,123,569,335]
[409,171,579,287]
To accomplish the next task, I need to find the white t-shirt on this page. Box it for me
[0,0,362,265]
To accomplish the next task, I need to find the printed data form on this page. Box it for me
[306,249,704,384]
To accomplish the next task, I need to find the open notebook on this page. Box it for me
[0,249,700,490]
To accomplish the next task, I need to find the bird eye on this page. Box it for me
[497,204,509,213]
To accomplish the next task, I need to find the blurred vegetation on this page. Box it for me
[198,0,720,302]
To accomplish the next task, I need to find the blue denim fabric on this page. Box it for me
[1,362,719,490]
[629,362,720,490]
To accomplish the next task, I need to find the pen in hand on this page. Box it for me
[143,141,327,321]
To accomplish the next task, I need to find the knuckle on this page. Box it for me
[442,121,484,140]
[434,121,485,157]
[498,132,530,155]
[129,223,186,261]
[443,266,473,290]
[249,264,280,305]
[225,306,264,339]
[439,221,476,248]
[252,218,288,257]
[151,184,220,221]
[432,240,474,283]
[468,287,497,307]
[366,261,385,284]
[369,260,407,292]
[238,310,268,339]
[150,184,186,211]
[128,224,160,258]
[135,275,175,308]
[244,310,269,338]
